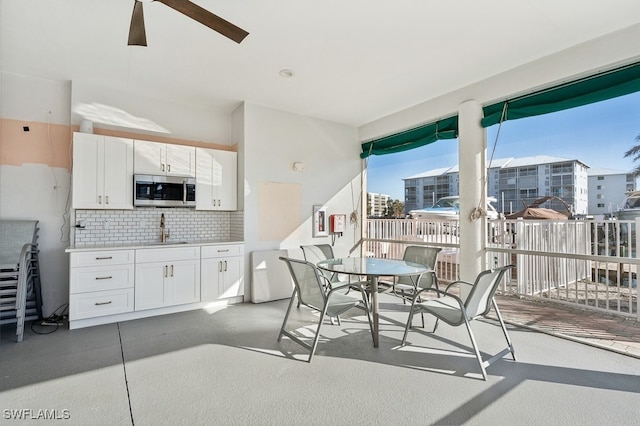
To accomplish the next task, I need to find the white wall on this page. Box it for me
[237,102,362,296]
[1,72,72,316]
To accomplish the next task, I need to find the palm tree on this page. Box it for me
[623,134,640,176]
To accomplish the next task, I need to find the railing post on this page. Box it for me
[629,217,640,321]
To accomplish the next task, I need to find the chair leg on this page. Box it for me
[278,290,298,342]
[401,307,416,345]
[308,304,330,362]
[492,299,516,361]
[463,317,487,380]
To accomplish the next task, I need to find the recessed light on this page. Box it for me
[279,69,294,78]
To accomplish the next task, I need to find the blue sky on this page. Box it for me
[367,91,640,200]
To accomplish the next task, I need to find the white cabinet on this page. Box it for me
[72,133,133,209]
[69,250,135,322]
[135,247,201,311]
[134,140,195,177]
[195,147,237,211]
[201,244,244,301]
[67,243,244,329]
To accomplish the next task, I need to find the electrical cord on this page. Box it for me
[30,303,69,335]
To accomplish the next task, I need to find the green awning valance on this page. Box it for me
[481,62,640,128]
[360,115,458,159]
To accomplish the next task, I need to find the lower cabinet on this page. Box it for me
[69,250,135,321]
[67,243,243,329]
[135,247,201,311]
[201,244,245,301]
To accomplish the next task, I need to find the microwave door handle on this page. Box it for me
[183,181,187,204]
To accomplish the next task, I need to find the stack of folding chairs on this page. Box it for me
[0,220,43,342]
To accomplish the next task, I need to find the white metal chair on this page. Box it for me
[401,265,516,380]
[278,257,374,362]
[390,245,441,303]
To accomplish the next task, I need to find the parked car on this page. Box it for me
[409,196,500,220]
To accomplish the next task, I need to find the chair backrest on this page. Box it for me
[301,244,337,282]
[0,220,39,268]
[300,244,334,263]
[280,257,327,310]
[464,265,515,318]
[397,246,441,289]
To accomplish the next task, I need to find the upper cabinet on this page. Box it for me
[134,140,195,177]
[195,147,238,211]
[72,133,133,210]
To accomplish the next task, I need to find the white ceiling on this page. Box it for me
[2,1,640,127]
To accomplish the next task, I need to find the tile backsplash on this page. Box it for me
[73,208,243,246]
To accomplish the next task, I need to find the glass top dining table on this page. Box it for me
[317,257,431,348]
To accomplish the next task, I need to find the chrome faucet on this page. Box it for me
[160,213,168,243]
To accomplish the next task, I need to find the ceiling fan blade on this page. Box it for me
[157,0,249,44]
[128,1,147,46]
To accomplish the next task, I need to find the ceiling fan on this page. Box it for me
[128,0,249,46]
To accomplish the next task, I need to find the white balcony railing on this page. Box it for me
[364,217,639,320]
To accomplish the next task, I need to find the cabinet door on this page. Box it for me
[134,140,166,175]
[195,148,237,211]
[103,136,133,209]
[165,144,195,177]
[166,259,200,305]
[135,262,167,311]
[72,133,103,209]
[195,147,215,210]
[220,256,244,298]
[213,150,237,210]
[200,258,222,302]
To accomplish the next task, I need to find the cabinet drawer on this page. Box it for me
[70,288,134,320]
[201,244,244,259]
[70,250,134,267]
[70,264,135,293]
[136,246,200,263]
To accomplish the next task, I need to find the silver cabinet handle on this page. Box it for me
[98,195,102,204]
[106,195,109,204]
[95,276,113,280]
[224,260,227,272]
[161,163,165,172]
[170,265,174,277]
[219,261,223,272]
[168,164,171,172]
[95,256,113,260]
[218,249,229,253]
[164,265,168,278]
[95,301,112,306]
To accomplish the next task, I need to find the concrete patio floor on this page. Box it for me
[1,293,639,425]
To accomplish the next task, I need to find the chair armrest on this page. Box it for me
[444,280,473,292]
[328,280,368,295]
[412,286,466,310]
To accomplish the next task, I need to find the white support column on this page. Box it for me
[458,100,486,295]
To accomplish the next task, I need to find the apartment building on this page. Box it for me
[367,192,391,218]
[404,155,591,215]
[588,167,637,218]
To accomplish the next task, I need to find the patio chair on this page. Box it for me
[301,243,369,293]
[278,257,374,362]
[401,265,516,380]
[300,244,341,287]
[389,245,441,303]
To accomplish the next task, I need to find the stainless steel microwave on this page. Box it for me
[134,174,196,207]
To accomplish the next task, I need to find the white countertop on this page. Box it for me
[65,239,244,253]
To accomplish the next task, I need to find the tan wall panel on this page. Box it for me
[0,118,72,170]
[258,182,301,241]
